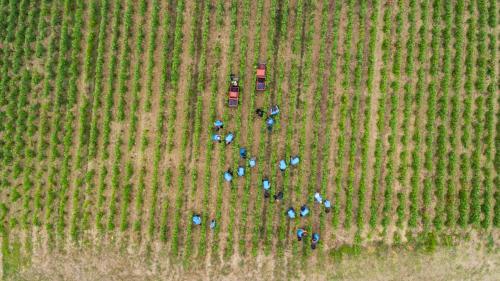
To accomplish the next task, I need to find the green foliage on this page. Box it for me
[458,0,477,227]
[95,0,121,234]
[369,2,392,230]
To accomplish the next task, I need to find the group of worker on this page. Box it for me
[296,228,320,249]
[255,105,280,131]
[192,214,217,230]
[212,120,235,145]
[196,103,329,247]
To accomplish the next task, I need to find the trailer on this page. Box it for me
[228,75,239,107]
[256,63,266,91]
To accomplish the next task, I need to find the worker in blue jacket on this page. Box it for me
[239,147,247,159]
[212,134,222,143]
[297,228,307,241]
[263,177,270,198]
[324,199,331,213]
[279,159,287,172]
[290,155,300,166]
[311,233,320,249]
[300,204,310,217]
[287,207,296,219]
[214,120,223,130]
[224,169,233,182]
[225,132,234,145]
[249,157,256,168]
[237,166,245,177]
[266,117,275,131]
[192,214,201,225]
[314,192,323,204]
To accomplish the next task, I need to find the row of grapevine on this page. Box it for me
[12,0,40,184]
[396,0,416,233]
[261,0,279,256]
[434,0,453,230]
[346,0,366,231]
[0,0,25,256]
[95,0,121,234]
[44,0,73,238]
[175,0,203,258]
[198,2,223,258]
[287,0,305,261]
[224,0,247,260]
[165,0,186,153]
[14,0,43,231]
[81,0,110,233]
[447,0,464,228]
[297,0,315,258]
[382,0,402,235]
[408,0,430,229]
[31,1,61,228]
[458,0,476,227]
[128,0,148,235]
[144,0,160,239]
[105,0,127,232]
[333,0,353,229]
[183,0,211,263]
[56,0,85,240]
[469,0,488,227]
[485,0,497,228]
[113,0,135,233]
[159,0,187,243]
[69,0,100,240]
[22,0,52,230]
[238,0,264,257]
[212,0,234,261]
[369,1,391,230]
[168,0,189,256]
[422,0,440,232]
[274,0,290,258]
[356,0,379,242]
[0,0,15,240]
[1,0,31,232]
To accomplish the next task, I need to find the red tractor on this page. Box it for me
[228,74,239,107]
[256,63,266,91]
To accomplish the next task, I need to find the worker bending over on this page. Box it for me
[237,166,245,177]
[287,207,296,219]
[324,199,331,213]
[274,191,283,202]
[311,233,320,249]
[263,177,271,198]
[297,228,307,241]
[225,132,234,145]
[300,205,310,217]
[290,155,300,166]
[255,108,264,117]
[239,147,247,159]
[214,120,223,130]
[314,192,323,204]
[249,157,256,168]
[224,169,233,182]
[279,159,287,172]
[192,214,202,225]
[212,134,222,143]
[266,117,275,131]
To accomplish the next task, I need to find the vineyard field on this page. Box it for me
[0,0,498,279]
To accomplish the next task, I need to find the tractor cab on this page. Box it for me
[256,63,266,91]
[228,74,239,107]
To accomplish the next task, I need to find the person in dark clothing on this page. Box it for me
[273,191,284,202]
[264,190,270,199]
[255,108,264,117]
